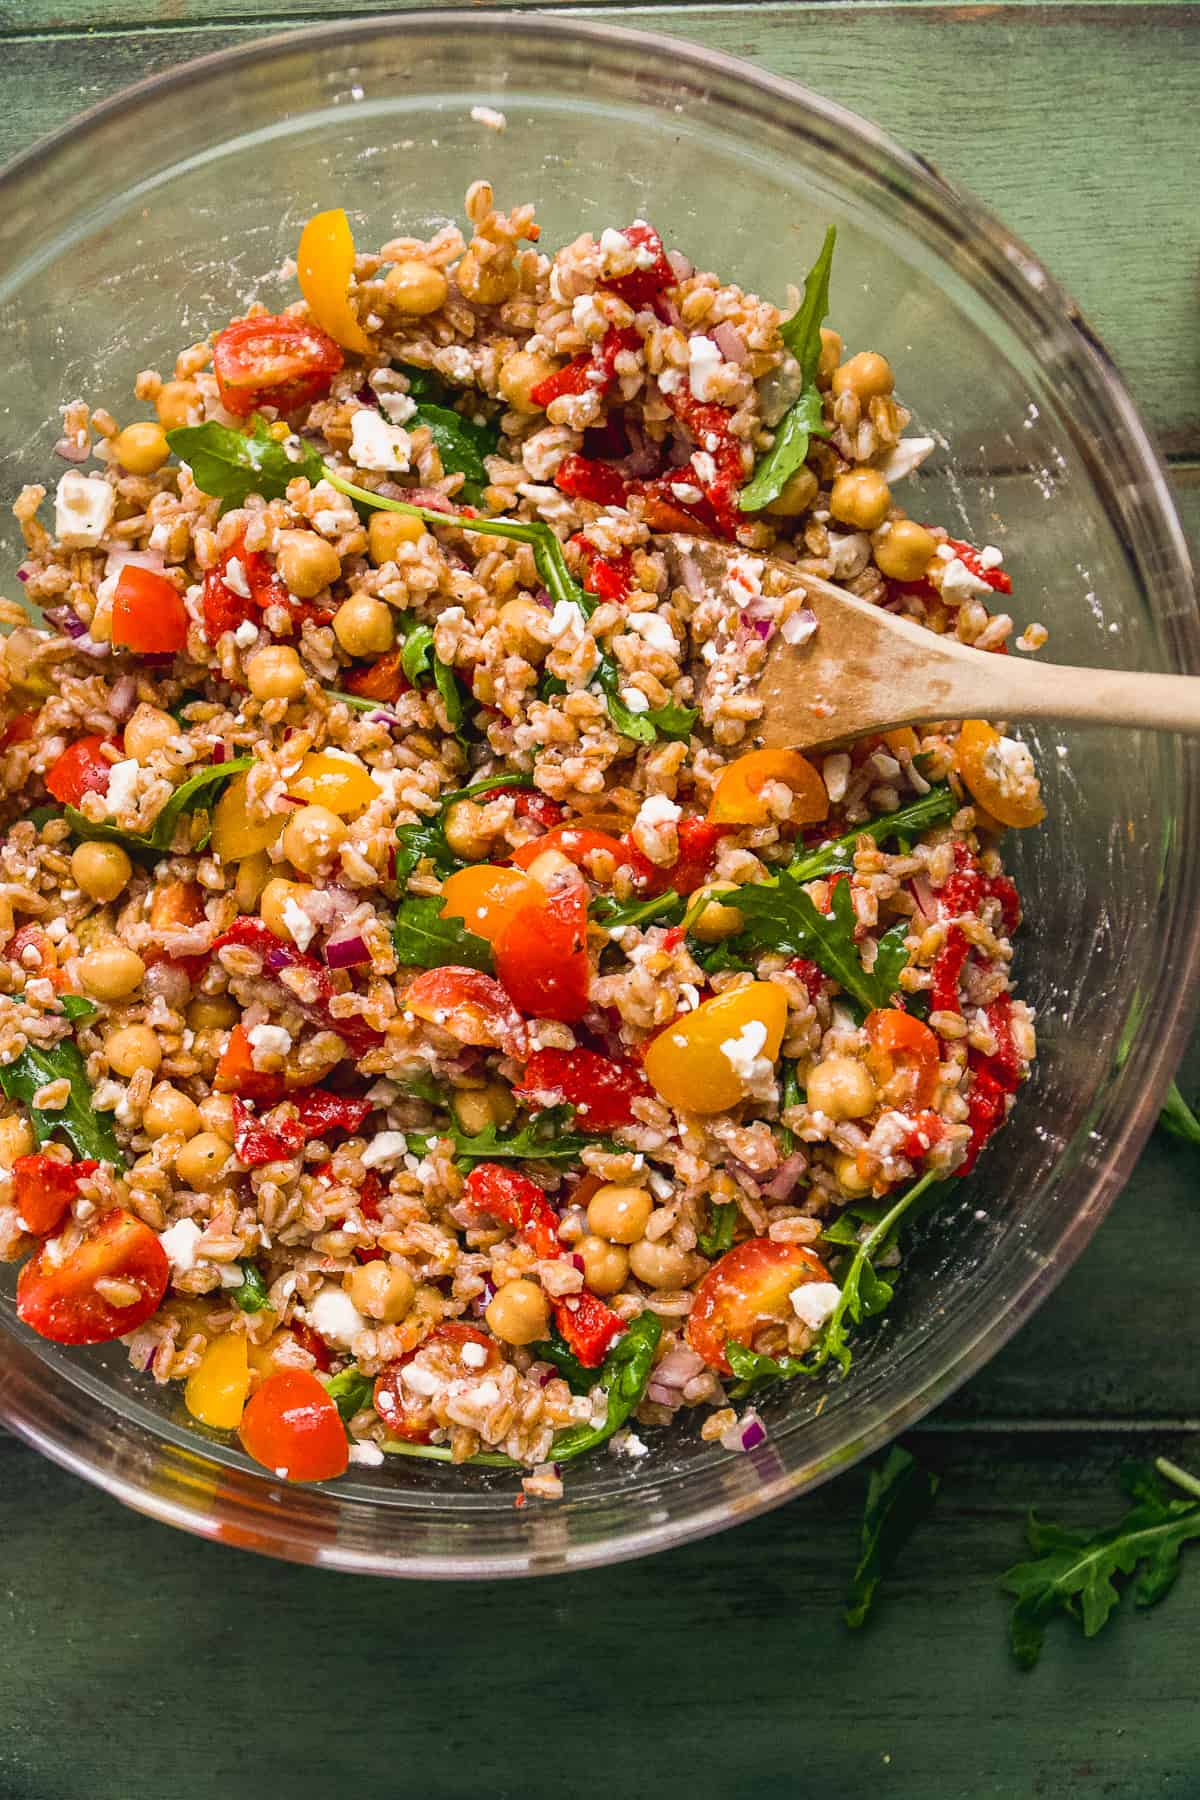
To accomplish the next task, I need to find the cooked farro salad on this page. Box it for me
[0,184,1045,1495]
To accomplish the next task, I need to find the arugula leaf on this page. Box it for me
[397,1069,449,1106]
[65,757,254,858]
[726,1338,810,1397]
[396,364,447,405]
[0,1039,124,1168]
[594,659,656,745]
[29,806,59,832]
[549,1310,662,1463]
[592,890,685,932]
[392,895,493,972]
[59,995,98,1023]
[410,402,498,508]
[380,1440,519,1469]
[432,655,465,731]
[845,1445,940,1629]
[1001,1460,1200,1670]
[400,624,435,687]
[530,1334,594,1395]
[641,697,698,742]
[166,417,325,514]
[698,1200,738,1259]
[1159,1080,1200,1146]
[231,1261,272,1315]
[726,872,911,1013]
[815,1169,945,1374]
[740,225,837,513]
[409,1105,619,1168]
[787,786,959,883]
[394,818,460,885]
[323,1365,377,1424]
[776,1061,803,1155]
[325,689,384,715]
[440,772,534,807]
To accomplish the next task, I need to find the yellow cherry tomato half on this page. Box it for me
[439,865,541,945]
[185,1332,252,1431]
[211,771,284,864]
[289,750,380,816]
[297,207,371,355]
[955,719,1046,829]
[643,981,788,1115]
[708,748,829,827]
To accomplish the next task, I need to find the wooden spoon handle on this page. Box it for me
[926,653,1200,736]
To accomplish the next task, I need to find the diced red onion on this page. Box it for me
[712,322,748,366]
[657,297,683,329]
[107,674,137,723]
[533,588,554,611]
[44,604,87,640]
[910,873,938,922]
[666,249,694,283]
[325,934,370,970]
[725,1156,764,1196]
[570,1253,586,1275]
[741,1416,767,1450]
[619,421,664,480]
[763,1151,807,1202]
[376,482,454,513]
[210,741,227,765]
[743,615,773,641]
[16,569,28,584]
[280,793,306,807]
[677,553,705,601]
[652,1345,706,1390]
[719,1408,767,1453]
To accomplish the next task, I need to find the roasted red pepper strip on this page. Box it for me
[622,817,730,899]
[979,994,1022,1094]
[931,923,970,1015]
[944,538,1012,596]
[529,326,639,410]
[958,1065,1008,1176]
[553,1290,625,1368]
[479,787,565,831]
[902,1111,946,1161]
[555,454,630,508]
[514,1047,647,1131]
[601,221,676,309]
[210,915,381,1053]
[466,1162,562,1260]
[12,1153,98,1237]
[233,1089,373,1167]
[572,534,635,604]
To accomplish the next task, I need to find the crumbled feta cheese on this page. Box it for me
[979,544,1004,569]
[687,334,724,401]
[460,1340,488,1369]
[474,1379,500,1406]
[635,793,682,831]
[219,1264,245,1289]
[985,733,1038,798]
[281,897,316,952]
[361,1130,408,1169]
[648,1170,674,1200]
[377,390,417,427]
[626,611,677,654]
[874,435,935,484]
[307,1286,366,1348]
[103,758,139,816]
[670,483,703,505]
[160,1218,203,1272]
[822,752,851,805]
[312,508,343,534]
[940,555,993,604]
[247,1022,292,1059]
[727,554,764,599]
[223,556,251,599]
[657,367,683,396]
[349,409,411,473]
[233,618,258,648]
[571,293,605,336]
[147,521,172,552]
[613,1429,649,1459]
[546,599,585,641]
[349,1440,385,1466]
[54,472,114,548]
[790,1280,842,1330]
[401,1363,442,1397]
[618,687,650,714]
[598,227,632,259]
[719,1019,769,1082]
[691,451,717,486]
[678,983,700,1011]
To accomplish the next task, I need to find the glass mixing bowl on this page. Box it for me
[0,13,1195,1578]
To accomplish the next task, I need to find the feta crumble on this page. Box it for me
[307,1285,366,1348]
[160,1218,203,1272]
[223,556,251,600]
[626,611,677,655]
[247,1022,292,1059]
[349,1440,385,1466]
[790,1280,841,1331]
[103,758,139,817]
[54,472,114,548]
[361,1130,409,1169]
[687,334,724,402]
[719,1019,769,1082]
[280,897,316,952]
[349,408,412,473]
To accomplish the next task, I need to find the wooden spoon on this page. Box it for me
[659,534,1200,753]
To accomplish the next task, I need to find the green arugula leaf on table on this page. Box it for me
[231,1261,272,1315]
[787,785,958,883]
[323,1365,377,1424]
[392,895,493,972]
[1001,1459,1200,1670]
[698,1200,738,1259]
[845,1445,940,1629]
[740,226,837,513]
[721,869,911,1015]
[1158,1081,1200,1146]
[64,757,254,858]
[0,1039,124,1168]
[548,1310,663,1463]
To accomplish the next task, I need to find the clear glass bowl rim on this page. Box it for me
[0,9,1196,1579]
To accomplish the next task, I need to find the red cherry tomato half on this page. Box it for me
[45,735,116,807]
[864,1008,941,1112]
[111,565,189,654]
[403,965,529,1059]
[373,1322,501,1444]
[238,1368,348,1482]
[16,1209,169,1346]
[212,314,343,418]
[12,1152,98,1237]
[510,824,627,875]
[494,883,590,1023]
[343,651,411,704]
[514,1046,646,1131]
[686,1238,831,1375]
[465,1162,562,1260]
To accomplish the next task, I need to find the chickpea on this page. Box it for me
[0,1114,34,1170]
[143,1083,201,1140]
[368,511,426,565]
[831,351,894,404]
[384,259,449,316]
[485,1278,550,1347]
[688,882,745,943]
[497,350,559,415]
[453,1082,516,1136]
[523,848,576,890]
[175,1131,231,1190]
[332,593,394,658]
[123,703,176,762]
[456,248,517,308]
[105,1023,162,1079]
[79,945,145,1001]
[111,421,169,475]
[246,644,306,703]
[259,877,314,942]
[497,595,548,661]
[233,850,272,913]
[587,1183,653,1245]
[442,799,489,861]
[816,327,843,390]
[347,1261,415,1324]
[764,465,819,519]
[155,379,202,431]
[830,467,892,532]
[806,1055,877,1121]
[71,840,132,903]
[629,1238,691,1290]
[198,1092,237,1142]
[578,1234,629,1298]
[833,1151,874,1199]
[873,518,938,583]
[281,805,346,878]
[276,530,342,600]
[187,994,237,1032]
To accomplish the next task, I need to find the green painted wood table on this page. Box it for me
[2,5,1198,1796]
